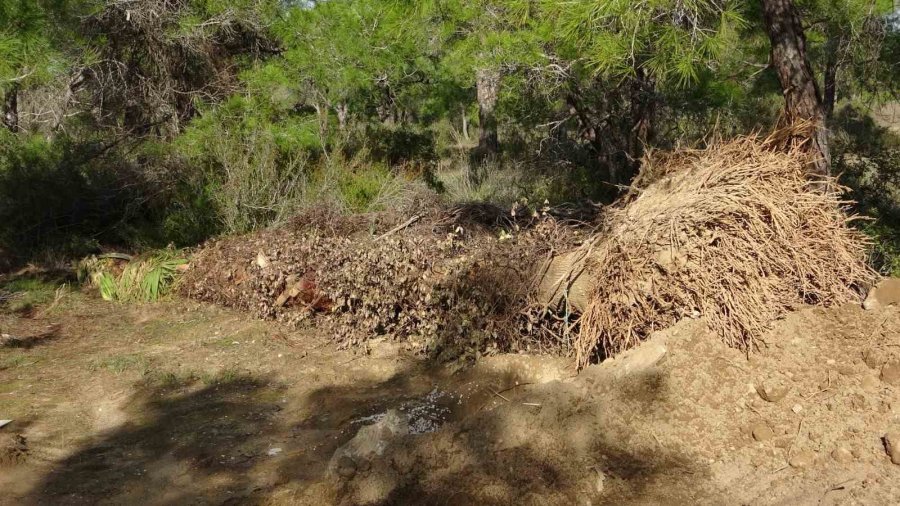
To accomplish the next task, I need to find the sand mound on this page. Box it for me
[558,136,877,367]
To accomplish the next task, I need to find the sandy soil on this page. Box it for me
[1,287,900,505]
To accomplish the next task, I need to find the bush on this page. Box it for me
[0,135,138,259]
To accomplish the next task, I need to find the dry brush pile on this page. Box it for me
[180,206,586,360]
[538,136,878,368]
[182,136,878,367]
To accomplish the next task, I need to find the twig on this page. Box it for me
[716,355,750,373]
[496,382,534,395]
[824,479,855,496]
[745,403,761,416]
[339,355,363,366]
[375,215,422,241]
[787,417,805,460]
[98,252,134,261]
[651,431,665,449]
[490,390,511,402]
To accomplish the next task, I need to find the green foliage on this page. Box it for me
[86,251,187,303]
[0,276,61,313]
[546,0,746,86]
[177,100,314,233]
[0,132,215,257]
[1,0,899,273]
[89,353,150,374]
[861,220,900,277]
[0,0,67,88]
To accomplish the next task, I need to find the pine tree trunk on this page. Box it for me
[2,85,19,133]
[624,69,656,186]
[474,68,500,160]
[761,0,831,177]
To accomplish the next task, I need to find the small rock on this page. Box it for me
[751,422,776,442]
[756,380,790,403]
[266,447,283,457]
[774,437,792,449]
[863,278,900,309]
[789,450,816,469]
[256,251,271,269]
[836,364,859,376]
[881,362,900,386]
[861,375,880,392]
[863,350,885,370]
[791,404,803,414]
[884,431,900,465]
[336,455,358,478]
[329,409,409,479]
[832,447,854,463]
[617,341,668,377]
[595,470,606,493]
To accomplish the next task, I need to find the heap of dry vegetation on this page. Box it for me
[180,205,587,360]
[561,137,878,367]
[182,137,878,367]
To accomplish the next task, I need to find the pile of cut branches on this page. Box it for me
[184,137,877,367]
[180,206,586,359]
[538,136,877,367]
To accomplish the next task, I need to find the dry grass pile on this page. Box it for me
[565,136,877,367]
[180,206,585,360]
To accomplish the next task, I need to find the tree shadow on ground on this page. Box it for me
[25,374,285,505]
[1,325,61,349]
[22,350,708,505]
[272,363,708,505]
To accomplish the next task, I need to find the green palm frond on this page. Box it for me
[81,251,188,303]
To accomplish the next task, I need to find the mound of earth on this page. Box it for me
[316,300,900,505]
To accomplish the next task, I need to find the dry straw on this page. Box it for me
[572,134,877,368]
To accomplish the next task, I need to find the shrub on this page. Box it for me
[0,134,147,260]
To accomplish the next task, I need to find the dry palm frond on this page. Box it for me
[570,135,876,367]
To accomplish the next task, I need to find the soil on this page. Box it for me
[2,284,900,504]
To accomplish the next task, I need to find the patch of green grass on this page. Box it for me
[0,352,37,370]
[0,378,26,394]
[201,337,240,349]
[142,369,200,389]
[143,367,245,390]
[89,353,151,375]
[0,277,62,314]
[861,219,900,277]
[201,367,242,386]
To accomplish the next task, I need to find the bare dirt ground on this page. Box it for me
[2,283,900,505]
